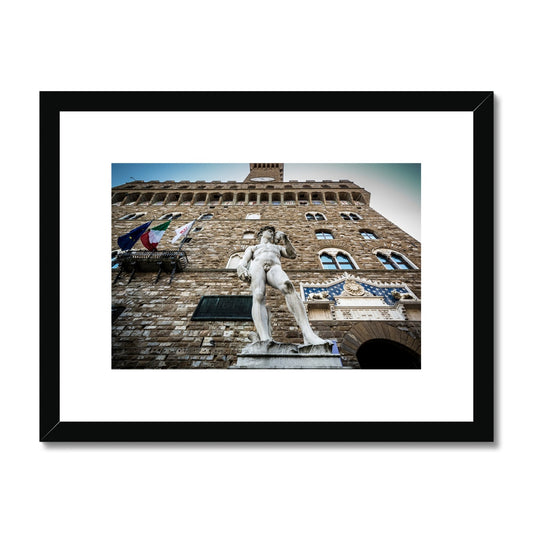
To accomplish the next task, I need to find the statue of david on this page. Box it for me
[237,226,327,346]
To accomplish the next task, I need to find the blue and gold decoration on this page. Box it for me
[303,279,410,306]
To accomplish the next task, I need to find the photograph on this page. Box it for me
[111,163,421,370]
[7,2,529,531]
[40,90,492,441]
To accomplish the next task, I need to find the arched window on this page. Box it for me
[390,253,412,270]
[320,253,337,269]
[226,253,244,269]
[119,212,145,220]
[243,231,255,239]
[158,212,182,220]
[375,250,417,270]
[319,249,358,270]
[377,253,395,270]
[360,230,377,240]
[341,212,361,221]
[199,213,213,221]
[305,212,326,221]
[315,230,334,240]
[246,213,261,220]
[336,253,355,269]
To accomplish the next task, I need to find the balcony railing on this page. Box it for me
[113,250,189,284]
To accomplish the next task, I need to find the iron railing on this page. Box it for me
[113,250,189,284]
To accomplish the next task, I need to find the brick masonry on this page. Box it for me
[112,174,421,369]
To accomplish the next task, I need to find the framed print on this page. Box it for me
[40,91,493,441]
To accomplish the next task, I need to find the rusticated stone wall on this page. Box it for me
[112,178,421,369]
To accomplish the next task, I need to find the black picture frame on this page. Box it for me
[40,91,493,442]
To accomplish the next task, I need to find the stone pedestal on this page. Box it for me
[231,340,343,369]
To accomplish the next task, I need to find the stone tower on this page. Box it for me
[244,163,284,183]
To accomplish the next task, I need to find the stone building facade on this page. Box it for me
[112,164,421,369]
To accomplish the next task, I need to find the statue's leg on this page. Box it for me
[249,264,271,341]
[267,266,327,345]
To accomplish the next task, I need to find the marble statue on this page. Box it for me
[237,226,328,346]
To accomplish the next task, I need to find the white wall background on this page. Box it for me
[0,2,526,532]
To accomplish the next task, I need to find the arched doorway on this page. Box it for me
[356,339,421,369]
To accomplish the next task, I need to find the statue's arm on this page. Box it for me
[237,247,253,282]
[276,232,297,259]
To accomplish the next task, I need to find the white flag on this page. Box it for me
[171,221,194,244]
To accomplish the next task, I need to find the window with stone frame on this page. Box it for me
[119,212,146,220]
[360,229,378,240]
[315,230,334,240]
[319,249,358,270]
[340,212,361,221]
[375,250,417,270]
[158,212,182,220]
[305,212,326,221]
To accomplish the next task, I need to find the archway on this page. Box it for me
[356,339,421,369]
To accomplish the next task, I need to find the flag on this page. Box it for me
[140,220,171,251]
[117,221,151,251]
[171,221,194,244]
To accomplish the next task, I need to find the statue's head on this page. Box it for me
[257,225,276,241]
